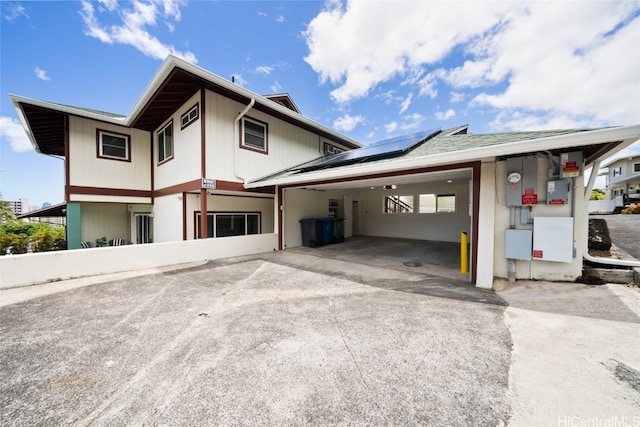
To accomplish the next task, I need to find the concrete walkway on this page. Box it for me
[1,250,639,426]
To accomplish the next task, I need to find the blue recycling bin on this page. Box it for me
[322,217,335,245]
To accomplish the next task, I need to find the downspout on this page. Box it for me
[582,159,640,268]
[233,98,256,182]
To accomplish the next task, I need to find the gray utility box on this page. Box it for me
[505,229,533,260]
[506,156,539,207]
[547,179,569,205]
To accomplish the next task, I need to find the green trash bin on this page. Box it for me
[332,218,344,243]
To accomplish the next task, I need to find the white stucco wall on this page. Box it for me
[492,157,586,283]
[153,194,184,243]
[0,233,278,289]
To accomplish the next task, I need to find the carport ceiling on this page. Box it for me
[299,168,472,191]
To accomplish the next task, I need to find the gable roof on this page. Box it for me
[10,55,362,156]
[247,124,640,188]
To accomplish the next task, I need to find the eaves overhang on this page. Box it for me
[246,124,640,189]
[127,55,362,149]
[9,95,126,156]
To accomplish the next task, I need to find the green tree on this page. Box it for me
[590,188,606,201]
[0,195,15,222]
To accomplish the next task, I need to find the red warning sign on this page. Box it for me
[563,161,580,177]
[533,250,543,259]
[521,187,538,205]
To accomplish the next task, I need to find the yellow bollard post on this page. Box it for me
[460,231,468,273]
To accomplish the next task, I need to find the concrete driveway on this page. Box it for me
[1,249,639,426]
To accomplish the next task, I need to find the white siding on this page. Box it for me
[80,203,129,244]
[68,116,150,190]
[154,92,202,190]
[204,90,333,182]
[153,195,184,243]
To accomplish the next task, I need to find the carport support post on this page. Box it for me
[475,162,496,288]
[66,202,82,250]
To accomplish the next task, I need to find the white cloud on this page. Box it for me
[304,1,640,129]
[450,92,465,103]
[269,81,282,93]
[435,109,456,121]
[79,0,197,63]
[385,121,398,133]
[334,113,364,131]
[2,2,29,21]
[34,67,50,81]
[400,113,425,131]
[0,116,32,152]
[277,15,284,23]
[398,93,413,115]
[254,65,274,75]
[257,10,267,17]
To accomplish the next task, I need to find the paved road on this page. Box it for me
[591,214,640,259]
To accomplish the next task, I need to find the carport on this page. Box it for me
[277,166,477,282]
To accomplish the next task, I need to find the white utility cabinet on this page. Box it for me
[532,217,574,263]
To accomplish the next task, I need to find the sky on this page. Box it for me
[1,0,639,208]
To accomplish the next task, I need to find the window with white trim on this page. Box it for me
[97,129,130,161]
[181,104,199,129]
[324,142,344,155]
[383,195,414,213]
[196,212,260,238]
[241,117,267,153]
[157,121,173,163]
[418,193,456,213]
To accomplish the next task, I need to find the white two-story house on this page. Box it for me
[10,56,361,249]
[603,154,640,208]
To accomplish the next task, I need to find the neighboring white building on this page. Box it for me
[10,55,640,288]
[603,154,640,208]
[4,199,29,216]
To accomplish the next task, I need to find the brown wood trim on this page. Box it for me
[239,116,269,155]
[200,89,206,177]
[182,191,187,241]
[200,189,208,239]
[471,162,480,284]
[154,179,202,197]
[279,161,480,189]
[214,180,245,192]
[96,128,132,162]
[149,132,155,203]
[64,115,70,202]
[66,185,152,198]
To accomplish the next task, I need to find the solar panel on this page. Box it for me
[295,128,440,173]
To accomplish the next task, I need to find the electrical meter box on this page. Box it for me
[560,151,583,178]
[506,156,539,207]
[547,179,569,205]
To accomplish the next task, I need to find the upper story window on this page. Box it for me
[633,163,640,173]
[181,104,199,129]
[97,129,130,161]
[241,117,268,154]
[612,166,622,177]
[324,142,344,155]
[158,121,173,164]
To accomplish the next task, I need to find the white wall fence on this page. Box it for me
[0,234,278,289]
[588,199,615,214]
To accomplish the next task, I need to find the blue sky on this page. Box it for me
[1,0,639,208]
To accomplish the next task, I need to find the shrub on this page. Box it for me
[0,220,66,255]
[621,203,640,214]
